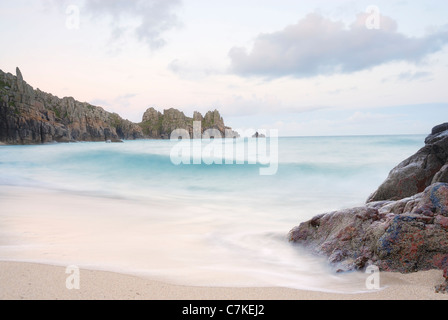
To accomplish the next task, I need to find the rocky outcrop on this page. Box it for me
[252,132,266,138]
[139,107,240,139]
[0,68,144,144]
[0,67,239,144]
[367,125,448,202]
[289,124,448,293]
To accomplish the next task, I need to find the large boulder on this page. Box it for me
[367,125,448,202]
[290,124,448,292]
[290,184,448,285]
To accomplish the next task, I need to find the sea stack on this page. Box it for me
[0,67,239,144]
[138,107,240,139]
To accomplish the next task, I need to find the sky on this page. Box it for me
[1,0,447,136]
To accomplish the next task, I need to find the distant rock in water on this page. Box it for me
[139,107,240,139]
[252,132,266,138]
[289,123,448,293]
[0,67,239,144]
[0,67,143,144]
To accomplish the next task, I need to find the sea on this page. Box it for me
[0,135,425,293]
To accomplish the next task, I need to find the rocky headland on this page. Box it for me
[289,124,448,292]
[140,107,239,140]
[0,67,238,144]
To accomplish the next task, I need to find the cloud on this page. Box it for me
[229,12,448,79]
[397,71,433,82]
[49,0,182,50]
[382,70,434,83]
[90,93,138,113]
[213,94,328,117]
[168,59,217,80]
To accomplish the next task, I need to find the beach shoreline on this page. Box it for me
[0,261,447,300]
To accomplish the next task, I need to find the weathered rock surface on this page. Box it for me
[139,107,240,139]
[290,124,448,293]
[0,67,239,144]
[0,68,144,144]
[368,126,448,202]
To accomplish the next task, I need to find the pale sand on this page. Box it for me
[0,261,447,300]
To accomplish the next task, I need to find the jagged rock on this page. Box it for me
[139,107,238,139]
[0,67,239,144]
[142,107,162,123]
[290,183,448,275]
[426,123,448,144]
[368,125,448,202]
[290,125,448,293]
[193,111,203,122]
[16,67,24,94]
[203,110,225,133]
[0,67,144,144]
[252,132,266,138]
[433,164,448,184]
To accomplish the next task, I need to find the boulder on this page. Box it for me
[290,124,448,293]
[367,125,448,202]
[290,183,448,277]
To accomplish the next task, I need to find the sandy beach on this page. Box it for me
[0,261,447,300]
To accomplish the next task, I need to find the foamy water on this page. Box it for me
[0,136,425,292]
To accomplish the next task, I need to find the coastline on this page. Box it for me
[1,261,447,300]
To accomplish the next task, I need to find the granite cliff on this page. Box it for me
[0,67,238,144]
[289,124,448,292]
[0,68,144,144]
[139,107,239,139]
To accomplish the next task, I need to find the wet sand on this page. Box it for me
[0,261,447,300]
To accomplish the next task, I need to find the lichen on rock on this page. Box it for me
[289,124,448,293]
[0,67,239,144]
[0,67,144,144]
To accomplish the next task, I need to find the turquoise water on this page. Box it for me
[0,135,425,292]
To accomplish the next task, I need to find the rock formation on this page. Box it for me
[252,132,266,138]
[368,123,448,202]
[0,68,144,144]
[0,67,239,144]
[289,124,448,293]
[138,107,240,139]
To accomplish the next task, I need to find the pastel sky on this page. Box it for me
[1,0,447,136]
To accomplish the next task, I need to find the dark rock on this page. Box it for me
[290,182,448,291]
[0,67,144,144]
[368,124,448,202]
[1,67,239,144]
[108,139,124,143]
[252,132,266,138]
[290,126,448,292]
[138,107,239,139]
[432,164,448,184]
[426,123,448,144]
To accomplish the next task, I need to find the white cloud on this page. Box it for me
[396,71,433,82]
[229,12,448,79]
[168,59,218,80]
[47,0,182,50]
